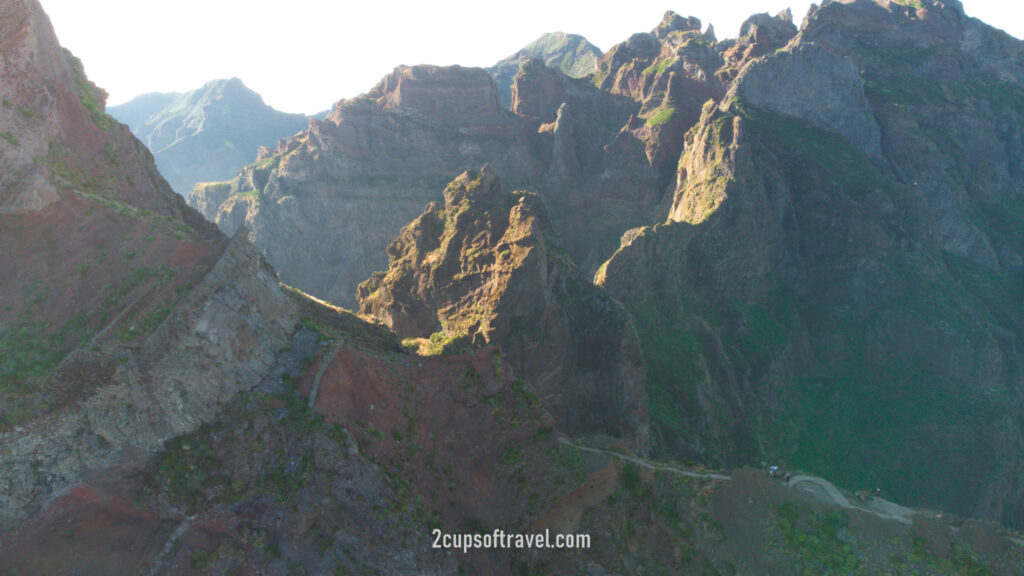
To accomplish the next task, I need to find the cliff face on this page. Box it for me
[189,62,665,308]
[0,0,297,527]
[598,0,1024,528]
[194,11,796,311]
[358,167,649,452]
[108,78,309,195]
[8,1,1024,572]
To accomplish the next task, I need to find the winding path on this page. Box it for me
[557,437,917,527]
[556,438,1024,545]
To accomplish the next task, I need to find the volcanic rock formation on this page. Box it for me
[598,0,1024,528]
[358,167,649,452]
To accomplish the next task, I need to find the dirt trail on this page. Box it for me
[308,341,342,410]
[149,514,196,576]
[557,437,731,481]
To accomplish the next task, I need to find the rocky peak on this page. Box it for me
[369,65,506,126]
[0,0,100,212]
[729,42,882,160]
[487,32,601,108]
[739,9,797,40]
[718,9,799,77]
[188,77,265,110]
[653,11,703,39]
[704,23,718,43]
[358,167,649,451]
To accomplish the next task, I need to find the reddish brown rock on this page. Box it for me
[358,167,649,452]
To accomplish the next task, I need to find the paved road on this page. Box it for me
[787,475,914,525]
[557,437,916,526]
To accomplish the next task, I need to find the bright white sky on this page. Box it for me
[40,0,1021,114]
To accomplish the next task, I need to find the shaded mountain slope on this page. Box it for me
[109,78,309,195]
[188,10,796,311]
[188,62,662,308]
[598,0,1024,529]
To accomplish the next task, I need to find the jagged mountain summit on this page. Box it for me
[187,61,659,309]
[358,167,649,452]
[185,8,801,312]
[488,31,602,108]
[598,0,1024,528]
[6,0,1024,573]
[189,0,1024,531]
[108,78,309,195]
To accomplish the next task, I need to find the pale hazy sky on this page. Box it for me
[39,0,1022,114]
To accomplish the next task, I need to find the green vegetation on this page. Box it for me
[0,131,18,146]
[36,146,197,240]
[0,320,69,409]
[63,49,113,133]
[735,102,888,202]
[252,155,280,172]
[642,58,676,78]
[0,264,178,428]
[775,503,861,575]
[890,0,926,9]
[644,104,678,127]
[158,423,225,513]
[895,537,995,576]
[81,190,195,239]
[407,331,471,356]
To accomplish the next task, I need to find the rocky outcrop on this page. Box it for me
[191,61,666,308]
[0,232,297,524]
[590,11,729,184]
[730,42,883,159]
[109,78,309,195]
[489,32,601,108]
[358,168,649,452]
[598,0,1024,530]
[0,0,298,529]
[716,9,798,79]
[83,232,297,449]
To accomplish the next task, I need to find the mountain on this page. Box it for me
[108,78,309,195]
[187,62,658,309]
[358,167,649,452]
[597,0,1024,528]
[488,31,601,108]
[6,0,1024,573]
[0,0,295,528]
[192,0,1024,531]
